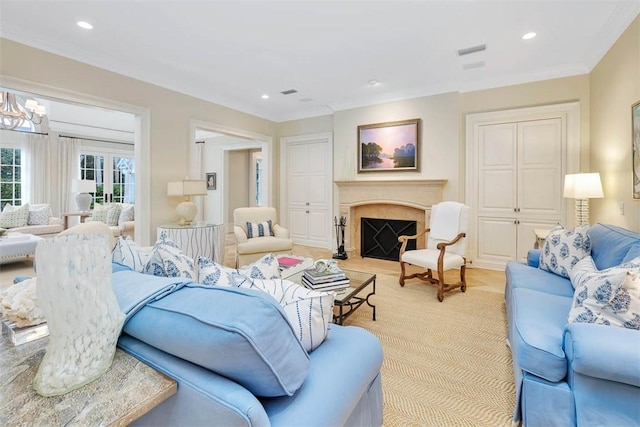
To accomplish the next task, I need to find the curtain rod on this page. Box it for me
[59,134,134,146]
[0,128,48,136]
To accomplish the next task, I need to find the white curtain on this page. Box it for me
[57,137,80,214]
[25,133,51,204]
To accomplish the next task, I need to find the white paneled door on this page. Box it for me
[283,133,333,248]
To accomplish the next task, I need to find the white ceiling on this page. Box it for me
[1,1,638,123]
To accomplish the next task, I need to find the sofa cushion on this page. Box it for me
[27,204,51,225]
[539,225,591,278]
[246,220,274,238]
[122,283,310,397]
[0,204,29,228]
[241,279,335,352]
[568,256,640,329]
[589,223,640,270]
[511,287,573,382]
[506,261,575,299]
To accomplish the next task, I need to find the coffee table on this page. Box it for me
[0,233,43,260]
[333,269,376,325]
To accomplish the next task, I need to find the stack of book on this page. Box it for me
[301,266,350,291]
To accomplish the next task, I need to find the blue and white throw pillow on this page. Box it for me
[540,225,591,279]
[568,256,640,329]
[242,278,335,352]
[246,220,274,238]
[27,204,51,225]
[0,204,29,228]
[112,236,150,272]
[143,236,195,279]
[197,253,281,286]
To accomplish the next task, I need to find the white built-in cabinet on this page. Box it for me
[281,133,333,248]
[466,103,580,270]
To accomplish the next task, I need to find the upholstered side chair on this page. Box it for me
[398,201,470,302]
[233,207,294,267]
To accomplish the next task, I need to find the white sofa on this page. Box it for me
[2,204,63,237]
[85,203,135,238]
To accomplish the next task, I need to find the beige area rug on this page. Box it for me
[341,271,515,426]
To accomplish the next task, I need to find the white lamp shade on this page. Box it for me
[167,179,207,196]
[563,173,604,199]
[71,179,96,194]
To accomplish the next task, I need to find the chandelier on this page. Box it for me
[0,91,47,130]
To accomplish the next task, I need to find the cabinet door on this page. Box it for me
[476,217,517,266]
[477,123,517,216]
[518,119,563,218]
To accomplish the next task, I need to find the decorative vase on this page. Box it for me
[33,233,125,396]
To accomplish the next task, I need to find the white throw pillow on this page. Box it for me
[118,204,135,225]
[105,203,122,226]
[540,225,591,279]
[91,203,109,223]
[197,256,252,287]
[0,204,29,228]
[242,278,335,352]
[238,253,281,279]
[28,204,51,225]
[568,256,640,329]
[143,237,195,279]
[246,220,274,238]
[112,236,150,272]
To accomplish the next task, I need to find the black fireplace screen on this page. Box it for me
[360,217,417,261]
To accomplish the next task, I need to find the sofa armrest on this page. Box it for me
[119,220,135,232]
[234,225,248,243]
[273,224,290,239]
[527,249,541,268]
[564,323,640,387]
[49,217,63,226]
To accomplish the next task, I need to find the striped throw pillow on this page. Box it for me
[246,220,274,238]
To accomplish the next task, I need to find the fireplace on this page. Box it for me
[334,180,446,257]
[361,218,416,261]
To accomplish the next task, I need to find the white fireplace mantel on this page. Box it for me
[334,179,447,255]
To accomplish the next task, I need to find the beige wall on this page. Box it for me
[590,15,640,230]
[228,150,250,220]
[0,38,276,242]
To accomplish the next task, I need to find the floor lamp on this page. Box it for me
[563,173,604,226]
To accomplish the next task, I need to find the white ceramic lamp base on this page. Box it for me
[76,193,92,212]
[176,200,197,225]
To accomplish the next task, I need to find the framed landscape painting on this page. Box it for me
[358,118,420,172]
[633,101,640,199]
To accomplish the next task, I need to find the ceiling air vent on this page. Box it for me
[299,98,313,103]
[463,61,486,70]
[457,44,486,56]
[280,89,298,95]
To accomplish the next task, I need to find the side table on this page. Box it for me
[61,211,92,229]
[157,222,225,263]
[533,228,552,249]
[1,336,176,425]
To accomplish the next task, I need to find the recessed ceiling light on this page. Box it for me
[77,21,93,30]
[368,79,379,86]
[522,32,536,40]
[261,94,269,100]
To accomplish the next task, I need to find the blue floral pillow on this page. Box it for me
[143,235,194,279]
[197,253,281,286]
[540,225,591,279]
[568,256,640,329]
[112,236,150,272]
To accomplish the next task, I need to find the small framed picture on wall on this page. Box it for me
[206,173,216,190]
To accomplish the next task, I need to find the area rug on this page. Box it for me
[343,271,515,426]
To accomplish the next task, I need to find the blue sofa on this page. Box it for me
[110,267,384,426]
[505,223,640,426]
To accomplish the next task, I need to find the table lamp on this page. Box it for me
[563,173,604,226]
[71,179,96,212]
[167,179,207,225]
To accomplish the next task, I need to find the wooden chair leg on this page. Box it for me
[437,265,445,302]
[460,265,467,292]
[399,261,406,286]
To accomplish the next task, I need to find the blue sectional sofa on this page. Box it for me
[505,223,640,426]
[110,267,384,426]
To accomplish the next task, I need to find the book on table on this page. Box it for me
[278,256,305,269]
[303,267,346,283]
[301,276,350,291]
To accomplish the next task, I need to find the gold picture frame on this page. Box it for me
[358,118,420,173]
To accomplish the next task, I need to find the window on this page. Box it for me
[80,148,134,208]
[0,147,22,208]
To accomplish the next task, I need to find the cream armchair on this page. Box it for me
[233,207,294,267]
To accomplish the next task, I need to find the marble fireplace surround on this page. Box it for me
[334,180,447,257]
